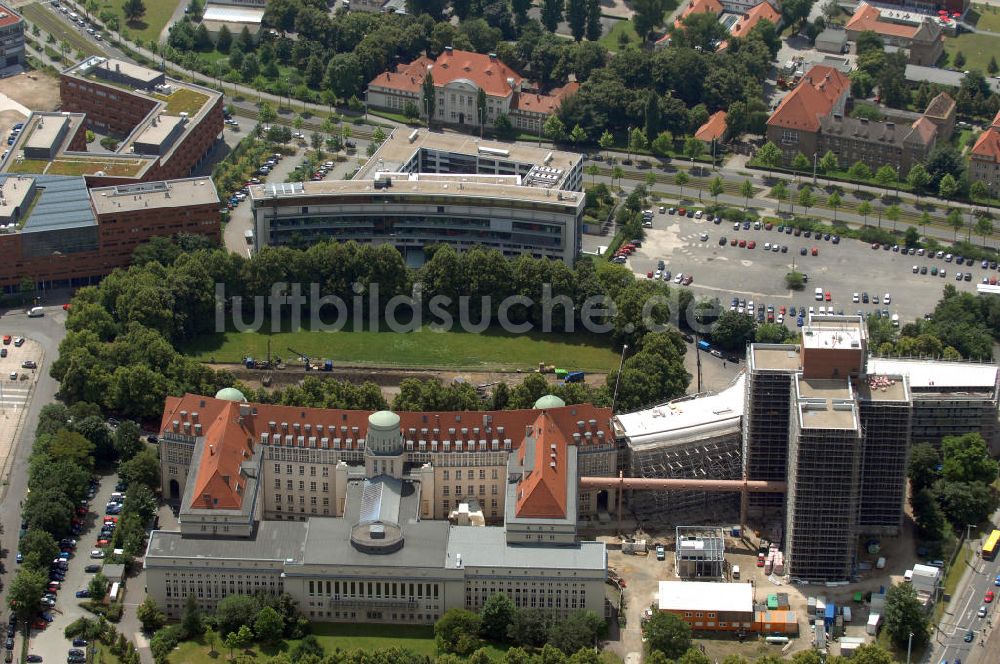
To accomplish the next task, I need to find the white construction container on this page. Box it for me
[876,556,886,569]
[866,613,881,635]
[842,606,852,622]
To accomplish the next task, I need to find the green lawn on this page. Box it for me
[101,0,184,44]
[598,19,639,51]
[182,326,622,372]
[94,642,123,664]
[171,625,507,663]
[943,32,1000,73]
[971,3,1000,32]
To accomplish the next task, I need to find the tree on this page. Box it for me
[181,594,205,639]
[507,608,554,648]
[711,310,757,351]
[569,124,588,145]
[137,596,167,633]
[257,102,276,126]
[644,92,661,142]
[88,573,109,601]
[435,609,482,655]
[938,173,958,201]
[874,164,897,198]
[113,421,144,462]
[612,165,625,191]
[675,171,689,198]
[566,0,587,40]
[479,593,516,641]
[586,0,602,40]
[9,568,47,623]
[118,447,160,489]
[954,51,966,68]
[885,204,901,232]
[544,115,567,143]
[709,176,724,205]
[122,0,146,22]
[254,606,284,644]
[756,141,781,177]
[936,480,998,527]
[941,433,998,484]
[858,200,873,225]
[827,191,842,222]
[848,161,872,188]
[740,179,754,211]
[598,130,613,159]
[650,131,673,158]
[975,215,993,245]
[633,0,667,41]
[547,611,605,654]
[422,72,436,125]
[756,322,791,343]
[18,529,59,571]
[970,179,989,204]
[225,625,253,658]
[216,24,232,53]
[818,150,838,174]
[642,612,691,660]
[798,186,815,216]
[883,583,929,648]
[907,163,930,200]
[904,226,920,248]
[216,594,260,637]
[785,271,805,290]
[629,128,648,160]
[947,208,963,240]
[908,442,940,494]
[792,152,810,172]
[541,0,563,32]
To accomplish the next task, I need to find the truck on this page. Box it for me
[564,371,585,383]
[697,340,711,351]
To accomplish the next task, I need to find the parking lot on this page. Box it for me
[0,334,41,479]
[25,473,120,664]
[624,208,991,327]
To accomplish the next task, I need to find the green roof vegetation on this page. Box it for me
[5,159,49,175]
[153,88,211,116]
[46,157,147,177]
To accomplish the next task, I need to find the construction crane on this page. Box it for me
[287,347,312,371]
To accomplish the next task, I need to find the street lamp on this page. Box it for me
[906,631,913,664]
[812,152,818,186]
[610,344,629,413]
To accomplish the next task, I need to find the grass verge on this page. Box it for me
[943,31,1000,73]
[598,19,639,51]
[182,325,622,372]
[103,0,184,44]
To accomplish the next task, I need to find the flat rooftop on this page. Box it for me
[249,177,583,207]
[751,344,802,372]
[201,5,266,23]
[145,520,308,563]
[866,357,999,391]
[0,175,34,219]
[134,116,184,150]
[78,57,162,87]
[802,314,866,351]
[658,581,753,613]
[89,177,219,214]
[856,374,909,402]
[614,374,745,449]
[24,116,68,153]
[447,526,606,571]
[356,129,581,184]
[797,377,858,430]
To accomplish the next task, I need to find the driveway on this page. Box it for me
[26,473,121,663]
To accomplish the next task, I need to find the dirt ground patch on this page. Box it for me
[0,70,61,111]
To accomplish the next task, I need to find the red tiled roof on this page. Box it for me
[971,126,1000,163]
[845,1,919,38]
[924,92,956,119]
[729,1,782,38]
[515,412,569,519]
[675,0,724,27]
[908,116,937,145]
[367,55,434,95]
[369,50,523,99]
[695,110,728,142]
[767,65,850,132]
[512,82,579,114]
[0,3,20,28]
[163,394,613,514]
[991,110,1000,128]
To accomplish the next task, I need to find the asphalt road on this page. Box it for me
[622,208,994,328]
[933,539,1000,664]
[0,303,68,653]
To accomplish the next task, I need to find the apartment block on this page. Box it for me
[0,4,24,75]
[855,374,912,534]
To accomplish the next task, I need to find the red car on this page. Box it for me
[678,208,686,216]
[104,517,118,524]
[765,223,773,230]
[811,247,819,256]
[97,539,110,547]
[747,240,756,249]
[681,275,693,286]
[62,303,71,311]
[986,591,995,603]
[647,271,654,279]
[730,238,738,246]
[756,554,765,567]
[872,243,880,250]
[825,292,831,301]
[779,306,786,315]
[32,620,47,630]
[739,239,747,248]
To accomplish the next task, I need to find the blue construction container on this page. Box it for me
[824,603,835,627]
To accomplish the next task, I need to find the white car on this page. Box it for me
[673,273,684,284]
[764,242,771,250]
[694,211,703,219]
[872,295,880,305]
[912,265,919,273]
[699,232,708,241]
[852,293,860,303]
[654,269,662,279]
[90,550,104,559]
[883,293,891,304]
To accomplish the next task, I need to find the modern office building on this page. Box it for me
[1,57,223,186]
[147,392,611,622]
[0,176,220,291]
[0,4,24,76]
[249,130,584,265]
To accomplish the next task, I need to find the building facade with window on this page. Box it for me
[0,4,24,75]
[147,391,611,622]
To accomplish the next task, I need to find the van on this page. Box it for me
[814,287,823,301]
[732,565,740,579]
[27,307,43,317]
[891,314,899,327]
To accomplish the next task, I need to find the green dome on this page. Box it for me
[533,394,566,410]
[215,387,247,402]
[368,410,401,430]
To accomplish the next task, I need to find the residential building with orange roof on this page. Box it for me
[664,0,782,48]
[146,389,609,623]
[728,0,782,38]
[695,110,728,145]
[970,110,1000,197]
[844,2,943,65]
[766,65,850,162]
[365,47,577,135]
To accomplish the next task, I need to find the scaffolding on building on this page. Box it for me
[674,525,726,579]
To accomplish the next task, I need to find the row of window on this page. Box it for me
[308,580,440,600]
[441,485,498,497]
[274,463,330,477]
[275,494,329,506]
[274,480,330,492]
[441,468,497,480]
